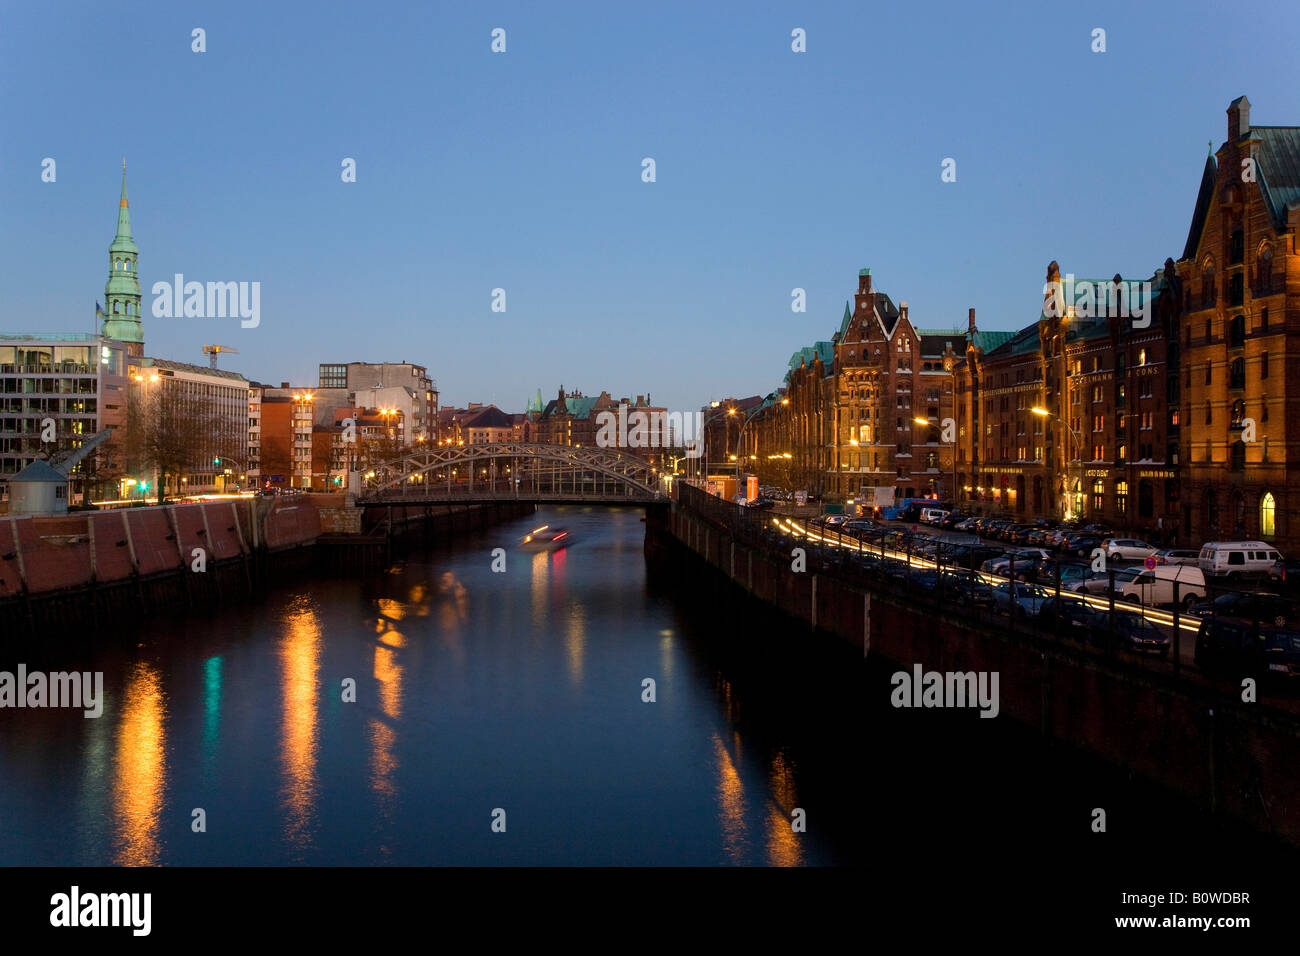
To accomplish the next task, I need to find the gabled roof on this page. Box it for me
[917,330,965,356]
[970,329,1017,353]
[463,405,513,429]
[1182,153,1218,261]
[784,342,834,381]
[1253,126,1300,231]
[12,459,66,483]
[872,293,901,339]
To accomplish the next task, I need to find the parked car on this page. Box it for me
[1080,567,1144,596]
[1270,557,1300,599]
[1186,590,1299,627]
[989,581,1054,619]
[1034,562,1091,591]
[1062,534,1103,559]
[1195,618,1300,679]
[1037,596,1104,639]
[937,570,996,606]
[745,497,777,510]
[1114,564,1207,610]
[1102,538,1157,562]
[1089,609,1171,657]
[919,507,950,525]
[1153,548,1200,566]
[1199,541,1284,580]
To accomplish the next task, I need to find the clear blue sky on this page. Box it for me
[3,1,1297,414]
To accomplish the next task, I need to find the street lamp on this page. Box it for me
[915,416,958,505]
[1032,407,1085,518]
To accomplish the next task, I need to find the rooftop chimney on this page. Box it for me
[280,381,289,388]
[967,308,976,331]
[1228,95,1251,141]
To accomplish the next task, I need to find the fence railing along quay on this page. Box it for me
[672,482,1300,702]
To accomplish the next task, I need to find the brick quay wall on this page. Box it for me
[646,488,1300,847]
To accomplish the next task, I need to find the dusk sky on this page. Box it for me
[3,0,1298,413]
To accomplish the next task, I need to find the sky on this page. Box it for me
[3,0,1298,414]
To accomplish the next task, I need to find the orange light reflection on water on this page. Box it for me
[112,660,167,866]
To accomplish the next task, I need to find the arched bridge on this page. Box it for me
[357,441,667,504]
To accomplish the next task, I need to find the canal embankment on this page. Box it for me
[1,495,533,635]
[650,484,1300,848]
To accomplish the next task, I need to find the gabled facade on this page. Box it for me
[1175,96,1300,547]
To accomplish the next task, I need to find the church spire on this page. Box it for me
[101,162,144,355]
[115,158,132,240]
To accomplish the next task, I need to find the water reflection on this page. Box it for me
[764,751,802,867]
[279,599,321,856]
[112,660,167,866]
[712,732,750,864]
[371,623,405,804]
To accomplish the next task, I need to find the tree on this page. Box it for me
[126,386,223,504]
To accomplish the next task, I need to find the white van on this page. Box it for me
[1116,564,1207,609]
[1198,541,1283,579]
[920,508,950,525]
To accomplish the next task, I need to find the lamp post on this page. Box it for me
[728,395,774,502]
[696,401,730,488]
[914,417,958,506]
[131,371,161,501]
[1031,406,1084,518]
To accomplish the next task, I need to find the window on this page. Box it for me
[1205,402,1212,425]
[1091,478,1104,513]
[1229,273,1244,306]
[1092,385,1102,403]
[1115,480,1128,515]
[1072,480,1084,516]
[1230,314,1245,347]
[1261,307,1270,331]
[1137,348,1146,366]
[1230,399,1245,427]
[1231,440,1246,472]
[1262,351,1269,379]
[1230,357,1245,389]
[1230,227,1244,264]
[1261,492,1276,537]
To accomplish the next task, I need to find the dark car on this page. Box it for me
[745,497,776,510]
[1195,618,1300,680]
[1063,534,1103,558]
[1037,596,1103,639]
[1269,558,1300,597]
[1187,590,1299,627]
[1089,609,1171,657]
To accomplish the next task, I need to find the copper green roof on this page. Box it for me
[970,329,1016,352]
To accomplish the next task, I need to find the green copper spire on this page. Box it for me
[101,159,144,349]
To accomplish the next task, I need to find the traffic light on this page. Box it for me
[213,457,221,465]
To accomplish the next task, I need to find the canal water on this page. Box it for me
[0,505,1293,872]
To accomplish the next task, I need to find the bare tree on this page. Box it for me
[126,387,222,503]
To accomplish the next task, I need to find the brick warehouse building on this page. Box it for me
[953,261,1183,541]
[1175,96,1300,549]
[745,268,964,505]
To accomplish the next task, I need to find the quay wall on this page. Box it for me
[649,495,1300,847]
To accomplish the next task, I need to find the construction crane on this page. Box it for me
[203,344,240,369]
